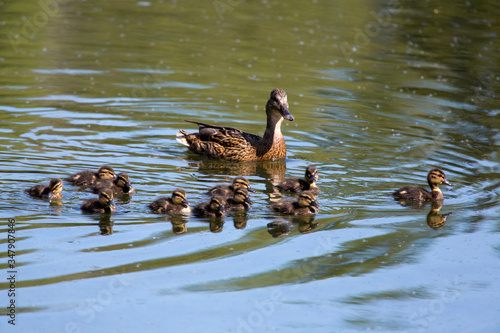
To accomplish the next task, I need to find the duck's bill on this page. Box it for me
[311,201,319,208]
[442,180,452,186]
[282,109,294,121]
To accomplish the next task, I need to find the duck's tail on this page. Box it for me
[176,130,190,147]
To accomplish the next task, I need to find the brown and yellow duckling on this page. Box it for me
[176,88,294,161]
[81,189,116,214]
[193,196,226,218]
[225,188,252,211]
[25,178,63,202]
[271,191,319,215]
[276,166,319,194]
[207,176,254,198]
[391,168,452,201]
[91,172,134,195]
[148,188,191,215]
[67,165,115,186]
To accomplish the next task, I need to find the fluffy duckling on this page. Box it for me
[67,165,115,186]
[177,88,294,161]
[225,188,252,211]
[148,188,191,215]
[207,176,254,198]
[391,168,452,201]
[193,196,226,218]
[25,178,63,201]
[276,166,319,194]
[81,189,116,214]
[91,172,134,195]
[271,191,319,215]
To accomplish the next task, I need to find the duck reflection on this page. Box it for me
[267,215,318,238]
[427,200,453,230]
[188,158,287,185]
[232,212,249,229]
[170,215,189,235]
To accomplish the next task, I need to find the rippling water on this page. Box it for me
[1,0,499,332]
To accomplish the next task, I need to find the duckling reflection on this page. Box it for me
[427,201,452,230]
[67,165,116,186]
[267,220,294,238]
[25,178,63,203]
[209,220,225,233]
[91,172,134,196]
[233,212,249,230]
[98,215,114,235]
[391,168,452,202]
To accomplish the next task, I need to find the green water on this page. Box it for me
[1,0,499,332]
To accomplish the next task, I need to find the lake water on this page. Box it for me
[1,0,499,332]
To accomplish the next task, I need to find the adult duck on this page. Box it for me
[176,88,294,161]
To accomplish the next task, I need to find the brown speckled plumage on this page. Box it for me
[177,89,294,162]
[391,168,452,201]
[271,191,319,215]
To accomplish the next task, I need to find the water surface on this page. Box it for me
[1,0,499,332]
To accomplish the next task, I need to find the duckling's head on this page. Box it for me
[266,88,294,121]
[99,189,115,208]
[115,173,132,191]
[298,191,319,209]
[97,165,116,180]
[233,188,253,205]
[171,188,189,207]
[305,166,318,185]
[232,176,254,192]
[48,178,63,196]
[209,197,226,216]
[428,168,452,189]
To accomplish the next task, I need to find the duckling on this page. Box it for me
[91,172,134,195]
[225,188,252,211]
[391,168,452,201]
[148,188,191,215]
[276,166,319,194]
[177,88,294,161]
[193,196,226,218]
[67,165,115,186]
[81,189,116,214]
[25,178,63,201]
[207,176,254,198]
[271,191,319,215]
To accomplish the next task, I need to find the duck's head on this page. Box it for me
[298,191,319,209]
[115,173,132,192]
[97,165,116,180]
[99,189,116,209]
[233,188,253,205]
[172,188,189,207]
[428,168,452,189]
[266,88,294,121]
[232,176,255,192]
[209,197,226,217]
[48,178,63,198]
[305,166,318,185]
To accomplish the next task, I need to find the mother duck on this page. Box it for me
[176,88,294,162]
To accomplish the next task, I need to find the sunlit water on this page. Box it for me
[1,0,499,332]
